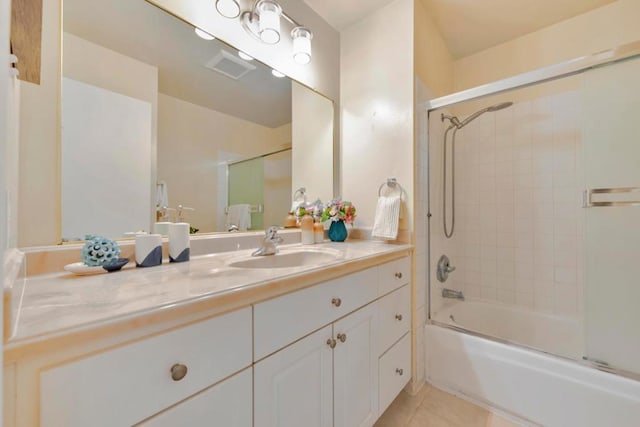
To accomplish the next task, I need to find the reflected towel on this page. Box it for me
[371,196,401,240]
[226,204,252,231]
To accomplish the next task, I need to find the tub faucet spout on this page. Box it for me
[442,288,464,301]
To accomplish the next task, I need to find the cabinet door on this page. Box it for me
[333,303,379,427]
[254,325,333,427]
[140,367,252,427]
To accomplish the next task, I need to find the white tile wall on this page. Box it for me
[428,88,584,320]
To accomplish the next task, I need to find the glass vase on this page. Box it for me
[328,220,348,242]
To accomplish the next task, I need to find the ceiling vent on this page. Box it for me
[205,50,256,80]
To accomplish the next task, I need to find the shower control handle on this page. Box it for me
[436,255,456,283]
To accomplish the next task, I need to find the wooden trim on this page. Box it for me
[10,0,42,84]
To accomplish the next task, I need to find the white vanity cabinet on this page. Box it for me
[7,252,412,427]
[333,302,379,427]
[140,367,253,427]
[39,307,253,427]
[254,325,335,427]
[254,304,378,427]
[254,257,411,427]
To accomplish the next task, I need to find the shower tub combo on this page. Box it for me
[424,42,640,427]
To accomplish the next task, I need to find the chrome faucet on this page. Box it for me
[252,226,283,256]
[442,288,464,301]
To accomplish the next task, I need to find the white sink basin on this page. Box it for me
[229,249,342,269]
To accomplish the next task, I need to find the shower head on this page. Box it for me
[458,101,514,128]
[487,102,514,112]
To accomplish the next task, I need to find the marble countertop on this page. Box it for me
[6,240,412,352]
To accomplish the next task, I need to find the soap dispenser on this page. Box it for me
[313,217,324,243]
[300,214,314,245]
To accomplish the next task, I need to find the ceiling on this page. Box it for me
[64,0,292,128]
[304,0,615,58]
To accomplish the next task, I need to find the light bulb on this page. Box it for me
[258,0,282,44]
[194,28,215,40]
[291,27,312,64]
[272,70,285,78]
[216,0,240,19]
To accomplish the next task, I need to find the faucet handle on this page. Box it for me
[265,226,283,243]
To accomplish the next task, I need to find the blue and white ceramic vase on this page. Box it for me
[328,220,348,242]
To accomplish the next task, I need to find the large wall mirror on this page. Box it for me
[61,0,334,241]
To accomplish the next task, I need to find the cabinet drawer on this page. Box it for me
[254,267,378,360]
[378,284,411,355]
[40,307,252,427]
[379,332,411,416]
[378,257,411,296]
[140,367,252,427]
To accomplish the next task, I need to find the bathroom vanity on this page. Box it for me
[3,241,412,426]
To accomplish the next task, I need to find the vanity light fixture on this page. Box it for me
[271,69,285,78]
[215,0,241,19]
[291,27,312,65]
[194,27,216,40]
[217,0,313,64]
[257,0,281,44]
[238,51,254,61]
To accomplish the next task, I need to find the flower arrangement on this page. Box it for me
[320,198,357,224]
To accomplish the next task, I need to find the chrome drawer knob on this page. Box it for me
[395,314,403,321]
[337,333,347,343]
[396,368,404,376]
[170,363,188,381]
[327,338,337,349]
[395,272,403,279]
[331,297,342,307]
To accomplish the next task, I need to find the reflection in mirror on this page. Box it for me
[61,0,333,241]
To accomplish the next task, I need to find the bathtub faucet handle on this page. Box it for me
[437,254,456,282]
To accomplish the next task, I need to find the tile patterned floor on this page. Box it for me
[374,384,522,427]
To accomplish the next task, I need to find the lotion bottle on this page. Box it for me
[313,218,324,243]
[301,214,314,245]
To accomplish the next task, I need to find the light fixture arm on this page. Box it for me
[247,0,301,27]
[228,0,313,64]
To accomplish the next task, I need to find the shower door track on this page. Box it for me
[427,40,640,111]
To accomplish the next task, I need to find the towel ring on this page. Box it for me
[378,178,405,200]
[293,187,307,202]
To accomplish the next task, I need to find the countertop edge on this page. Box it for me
[4,246,413,361]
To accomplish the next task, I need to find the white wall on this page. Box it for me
[453,0,640,91]
[291,81,333,204]
[341,0,414,232]
[17,0,61,247]
[61,33,159,238]
[61,78,153,239]
[157,93,290,233]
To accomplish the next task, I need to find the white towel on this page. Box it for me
[226,204,252,231]
[156,181,169,208]
[371,196,401,240]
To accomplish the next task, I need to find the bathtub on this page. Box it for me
[426,302,640,427]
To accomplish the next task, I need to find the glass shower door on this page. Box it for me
[228,157,264,230]
[582,56,640,376]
